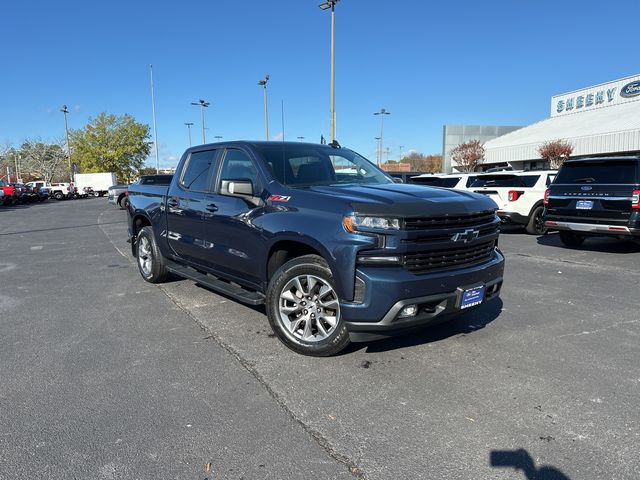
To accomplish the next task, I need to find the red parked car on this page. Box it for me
[0,179,20,205]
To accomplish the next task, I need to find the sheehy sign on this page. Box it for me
[551,75,640,117]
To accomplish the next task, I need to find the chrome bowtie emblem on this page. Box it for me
[452,229,480,243]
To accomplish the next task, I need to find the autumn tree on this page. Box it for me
[70,112,151,182]
[538,139,573,169]
[450,140,484,172]
[400,152,443,173]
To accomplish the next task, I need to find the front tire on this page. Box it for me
[266,254,350,357]
[525,206,547,235]
[136,226,169,283]
[559,231,586,248]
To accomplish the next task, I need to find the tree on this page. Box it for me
[538,139,573,169]
[70,112,151,182]
[18,139,68,183]
[400,152,443,173]
[450,140,484,172]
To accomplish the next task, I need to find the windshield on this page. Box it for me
[255,144,393,187]
[555,160,638,184]
[470,174,540,188]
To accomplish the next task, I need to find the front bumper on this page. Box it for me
[341,249,505,340]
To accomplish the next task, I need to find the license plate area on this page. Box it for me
[576,200,594,210]
[456,284,486,310]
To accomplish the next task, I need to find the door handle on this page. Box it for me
[206,203,218,212]
[167,197,179,208]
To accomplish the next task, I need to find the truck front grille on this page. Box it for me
[404,210,497,230]
[403,241,495,274]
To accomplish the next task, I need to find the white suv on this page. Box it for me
[410,173,479,190]
[469,171,557,235]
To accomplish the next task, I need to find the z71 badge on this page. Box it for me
[269,194,291,202]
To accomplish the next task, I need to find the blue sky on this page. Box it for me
[1,0,637,167]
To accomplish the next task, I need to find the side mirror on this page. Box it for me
[393,177,404,184]
[221,179,254,197]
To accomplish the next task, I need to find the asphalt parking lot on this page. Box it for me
[1,198,639,480]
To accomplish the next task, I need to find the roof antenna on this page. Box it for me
[281,100,285,142]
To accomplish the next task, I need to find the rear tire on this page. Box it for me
[136,226,169,283]
[559,231,586,248]
[266,254,350,357]
[53,191,64,200]
[525,206,547,235]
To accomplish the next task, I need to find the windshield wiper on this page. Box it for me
[573,177,596,183]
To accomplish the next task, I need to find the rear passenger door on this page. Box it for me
[166,149,219,265]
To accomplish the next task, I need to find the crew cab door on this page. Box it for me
[166,148,219,264]
[202,148,265,286]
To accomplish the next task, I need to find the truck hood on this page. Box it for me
[305,183,497,216]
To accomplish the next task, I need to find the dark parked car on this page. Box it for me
[544,156,640,246]
[126,141,504,356]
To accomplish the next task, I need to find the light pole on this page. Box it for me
[258,75,270,140]
[191,99,210,144]
[184,122,194,147]
[399,145,404,163]
[60,105,73,182]
[297,136,305,142]
[214,135,223,142]
[149,65,160,173]
[319,0,340,143]
[374,137,381,164]
[373,108,390,167]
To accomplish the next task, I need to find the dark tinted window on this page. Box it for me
[554,160,638,184]
[140,174,173,185]
[471,174,540,188]
[412,177,461,188]
[180,150,216,191]
[219,149,259,192]
[465,176,478,187]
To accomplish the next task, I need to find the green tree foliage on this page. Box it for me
[70,112,151,182]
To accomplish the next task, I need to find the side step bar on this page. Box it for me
[166,261,265,306]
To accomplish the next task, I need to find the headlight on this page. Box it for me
[343,215,400,232]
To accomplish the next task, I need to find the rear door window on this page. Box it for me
[555,161,638,184]
[471,175,540,188]
[180,150,217,191]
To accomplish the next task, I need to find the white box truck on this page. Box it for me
[74,172,117,197]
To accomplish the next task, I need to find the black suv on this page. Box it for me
[544,156,640,247]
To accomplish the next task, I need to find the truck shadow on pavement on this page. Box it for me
[490,448,570,479]
[536,232,640,253]
[347,298,504,354]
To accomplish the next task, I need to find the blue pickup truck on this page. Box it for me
[127,141,504,356]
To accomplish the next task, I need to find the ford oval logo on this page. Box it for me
[581,186,593,191]
[620,80,640,98]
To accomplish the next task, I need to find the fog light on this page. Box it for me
[398,304,418,318]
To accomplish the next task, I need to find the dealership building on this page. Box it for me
[475,74,640,171]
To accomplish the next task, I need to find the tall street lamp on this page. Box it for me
[297,136,305,142]
[399,145,404,162]
[373,108,390,167]
[184,122,194,147]
[258,75,270,140]
[60,105,73,182]
[214,135,223,141]
[319,0,340,143]
[191,99,210,144]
